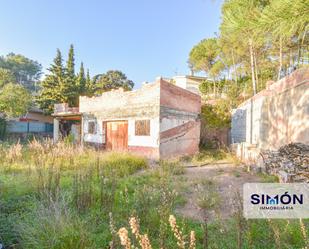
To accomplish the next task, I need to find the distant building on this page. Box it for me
[171,75,209,95]
[53,77,201,159]
[19,107,53,123]
[6,107,53,138]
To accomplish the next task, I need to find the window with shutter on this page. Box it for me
[135,120,150,136]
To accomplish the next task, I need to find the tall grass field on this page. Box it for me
[0,140,308,248]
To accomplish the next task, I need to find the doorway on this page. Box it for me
[105,121,128,151]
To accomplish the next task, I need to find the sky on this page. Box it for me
[0,0,223,88]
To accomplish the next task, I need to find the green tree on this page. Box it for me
[37,45,92,112]
[220,0,268,95]
[85,69,95,96]
[258,0,309,40]
[0,53,42,92]
[77,62,86,94]
[0,83,32,117]
[189,38,219,73]
[257,0,309,77]
[66,44,75,79]
[0,68,15,87]
[94,70,134,94]
[37,49,64,114]
[189,38,224,95]
[63,44,78,106]
[188,0,309,123]
[201,100,231,129]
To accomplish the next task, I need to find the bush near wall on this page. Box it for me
[200,100,231,148]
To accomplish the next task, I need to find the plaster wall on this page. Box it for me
[79,82,160,119]
[231,68,309,162]
[128,117,160,148]
[159,80,201,158]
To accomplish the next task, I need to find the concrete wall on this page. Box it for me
[231,68,309,162]
[260,74,309,149]
[231,109,246,143]
[128,118,160,148]
[231,95,267,145]
[80,82,160,118]
[159,79,201,158]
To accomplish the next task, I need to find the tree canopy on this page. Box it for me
[189,0,308,130]
[36,49,65,114]
[0,53,39,118]
[0,68,15,88]
[37,46,134,114]
[0,53,42,92]
[0,83,32,118]
[189,38,219,73]
[93,70,134,94]
[189,0,309,104]
[77,62,86,94]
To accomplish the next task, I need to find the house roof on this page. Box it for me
[28,106,44,113]
[172,75,210,81]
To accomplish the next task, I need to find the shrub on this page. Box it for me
[17,196,94,249]
[101,152,148,177]
[201,102,230,129]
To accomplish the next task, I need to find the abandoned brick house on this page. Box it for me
[52,77,201,159]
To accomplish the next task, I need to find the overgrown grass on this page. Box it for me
[257,172,279,183]
[0,141,308,248]
[181,148,241,166]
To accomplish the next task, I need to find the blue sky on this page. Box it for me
[0,0,222,88]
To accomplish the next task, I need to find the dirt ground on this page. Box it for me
[175,163,264,222]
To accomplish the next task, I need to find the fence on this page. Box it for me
[7,121,53,134]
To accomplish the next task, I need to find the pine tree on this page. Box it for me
[77,62,86,94]
[62,44,78,106]
[66,44,75,79]
[220,0,268,95]
[37,49,64,114]
[85,69,95,96]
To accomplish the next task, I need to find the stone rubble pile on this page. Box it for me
[260,143,309,183]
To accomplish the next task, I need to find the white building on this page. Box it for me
[171,75,208,95]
